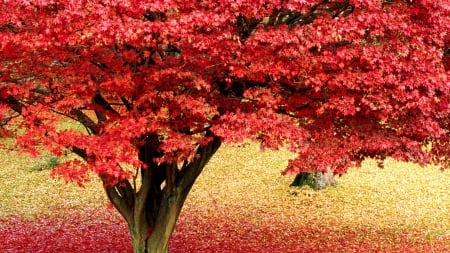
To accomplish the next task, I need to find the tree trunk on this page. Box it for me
[129,188,187,253]
[290,167,336,190]
[144,187,188,253]
[104,133,221,253]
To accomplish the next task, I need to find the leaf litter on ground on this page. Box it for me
[0,142,449,252]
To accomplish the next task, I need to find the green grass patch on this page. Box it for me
[29,154,61,172]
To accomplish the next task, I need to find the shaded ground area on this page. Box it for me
[0,144,449,252]
[1,211,448,253]
[0,211,130,253]
[173,215,449,253]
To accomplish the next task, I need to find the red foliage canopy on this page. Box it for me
[1,0,449,182]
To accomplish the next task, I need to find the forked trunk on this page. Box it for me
[129,188,188,253]
[145,188,189,253]
[104,134,221,253]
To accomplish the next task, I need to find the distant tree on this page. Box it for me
[1,1,449,252]
[290,169,337,190]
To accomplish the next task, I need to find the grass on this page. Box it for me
[0,149,107,219]
[0,142,449,252]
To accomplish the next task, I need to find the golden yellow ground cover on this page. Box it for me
[0,142,449,252]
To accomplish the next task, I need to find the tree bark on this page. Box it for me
[290,167,336,190]
[105,134,221,253]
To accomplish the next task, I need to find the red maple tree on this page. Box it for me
[1,1,449,252]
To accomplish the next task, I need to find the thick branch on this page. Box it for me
[135,167,153,218]
[178,135,221,192]
[238,1,354,41]
[135,134,166,227]
[0,23,19,33]
[2,96,24,114]
[105,183,133,222]
[120,96,133,110]
[71,109,99,134]
[165,163,178,195]
[116,179,136,208]
[70,146,88,160]
[93,92,120,116]
[1,96,44,126]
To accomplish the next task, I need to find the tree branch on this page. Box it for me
[93,92,120,116]
[165,163,178,196]
[105,184,133,222]
[70,109,99,134]
[70,146,88,160]
[115,179,136,211]
[237,1,354,41]
[120,96,133,110]
[2,96,24,114]
[178,135,221,192]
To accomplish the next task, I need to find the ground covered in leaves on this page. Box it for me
[0,143,449,252]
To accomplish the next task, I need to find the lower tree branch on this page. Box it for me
[1,96,24,114]
[178,135,221,192]
[71,109,99,134]
[105,183,133,222]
